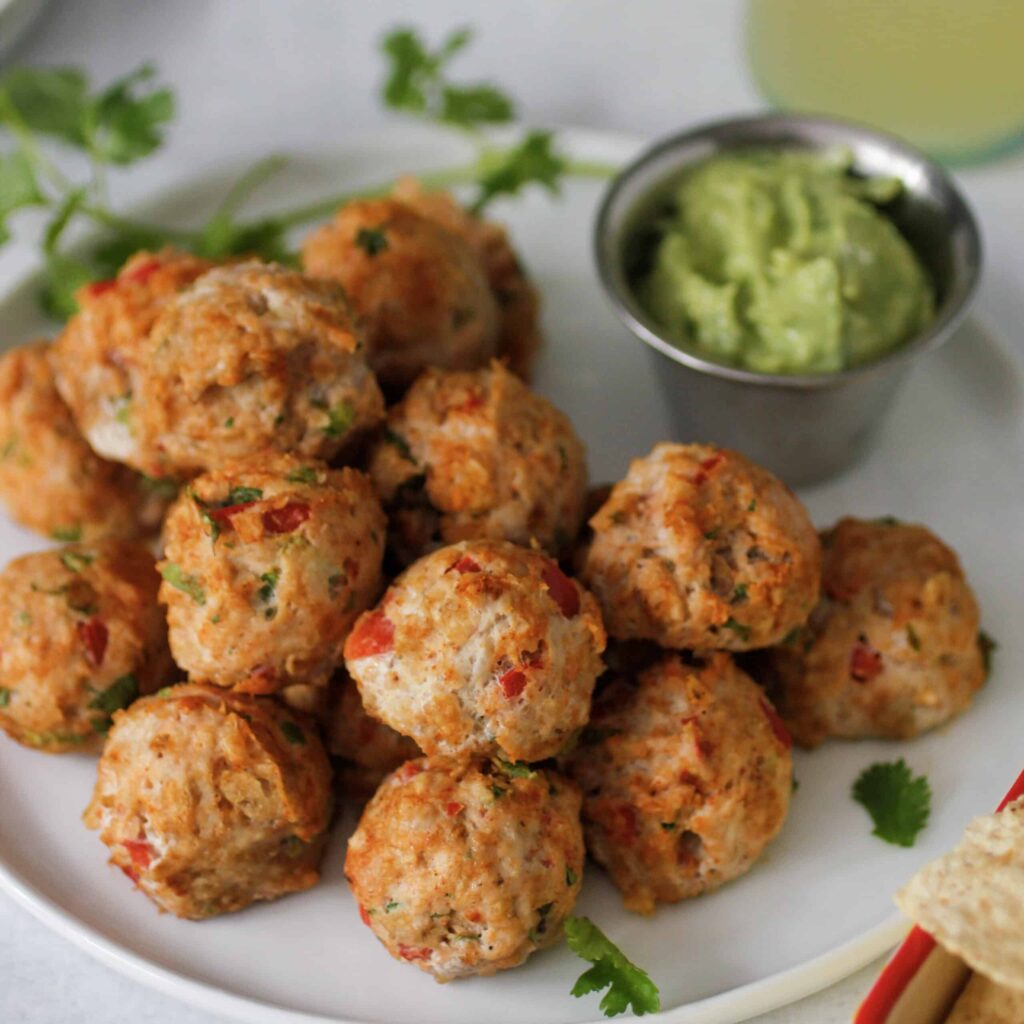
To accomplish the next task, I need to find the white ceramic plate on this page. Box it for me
[0,130,1021,1024]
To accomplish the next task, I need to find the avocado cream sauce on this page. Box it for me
[637,149,934,374]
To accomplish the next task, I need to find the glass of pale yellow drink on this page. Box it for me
[747,0,1024,164]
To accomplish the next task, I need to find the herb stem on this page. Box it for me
[0,90,72,194]
[212,154,289,220]
[77,202,195,245]
[269,162,482,229]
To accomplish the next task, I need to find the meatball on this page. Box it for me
[368,362,587,567]
[580,443,820,651]
[755,517,987,747]
[0,341,169,541]
[83,683,332,919]
[564,652,792,914]
[345,540,605,763]
[302,197,499,392]
[51,248,212,467]
[0,540,172,752]
[393,178,543,378]
[327,673,420,799]
[159,455,385,694]
[136,261,385,477]
[345,757,584,981]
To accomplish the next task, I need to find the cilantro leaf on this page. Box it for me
[565,917,661,1018]
[0,67,90,145]
[160,562,206,605]
[91,64,174,165]
[280,720,305,745]
[440,83,514,129]
[381,26,514,130]
[0,150,44,240]
[355,226,388,255]
[40,252,96,320]
[852,759,931,848]
[494,756,536,779]
[471,131,568,213]
[89,673,138,715]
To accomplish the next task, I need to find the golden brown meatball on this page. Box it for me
[755,517,986,747]
[0,540,172,752]
[83,683,332,919]
[327,673,420,799]
[580,443,820,651]
[393,178,543,378]
[368,362,587,567]
[51,248,212,468]
[564,652,792,914]
[345,757,584,981]
[344,540,606,763]
[159,455,385,694]
[136,261,384,477]
[0,341,170,541]
[302,198,499,392]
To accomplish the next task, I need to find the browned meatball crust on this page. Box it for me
[159,455,385,694]
[393,178,543,378]
[136,261,384,477]
[345,757,584,981]
[0,540,172,752]
[51,248,212,468]
[756,517,987,746]
[580,443,820,650]
[83,684,332,918]
[0,341,169,541]
[368,362,587,567]
[345,540,605,763]
[327,672,420,799]
[302,197,500,393]
[565,652,792,914]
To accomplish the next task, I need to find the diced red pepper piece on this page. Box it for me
[541,562,579,618]
[850,641,884,682]
[123,258,162,286]
[345,611,395,659]
[77,617,108,669]
[262,502,311,534]
[759,697,793,749]
[612,804,638,843]
[398,761,423,782]
[398,944,433,961]
[498,668,527,699]
[693,452,725,485]
[445,801,465,817]
[455,390,485,412]
[359,904,372,927]
[120,864,140,885]
[447,555,481,575]
[85,278,117,298]
[207,500,259,528]
[122,838,154,869]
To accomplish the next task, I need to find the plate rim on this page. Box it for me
[0,125,918,1024]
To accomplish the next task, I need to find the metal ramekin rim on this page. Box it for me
[594,111,984,391]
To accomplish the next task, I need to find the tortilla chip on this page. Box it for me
[895,796,1024,992]
[947,972,1024,1023]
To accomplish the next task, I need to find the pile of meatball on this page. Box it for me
[0,182,990,985]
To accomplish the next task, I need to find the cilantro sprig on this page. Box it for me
[564,917,661,1018]
[852,759,931,848]
[0,26,616,319]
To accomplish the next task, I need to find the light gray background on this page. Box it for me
[2,2,1022,1022]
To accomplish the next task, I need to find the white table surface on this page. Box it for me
[0,2,1021,1022]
